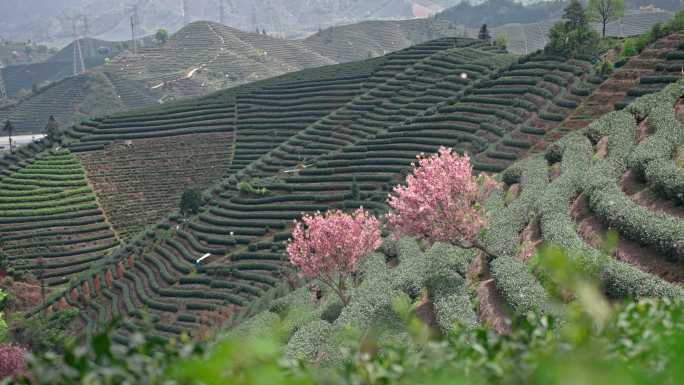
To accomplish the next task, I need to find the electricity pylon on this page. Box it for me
[0,62,7,100]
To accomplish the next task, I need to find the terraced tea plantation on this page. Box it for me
[0,150,119,286]
[76,132,235,238]
[11,38,517,340]
[18,37,620,341]
[3,28,683,347]
[479,81,684,330]
[554,33,684,137]
[0,10,673,136]
[230,79,684,354]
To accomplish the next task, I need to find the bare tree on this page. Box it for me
[587,0,625,38]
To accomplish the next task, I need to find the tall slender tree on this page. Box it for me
[2,120,14,154]
[587,0,625,38]
[478,24,491,41]
[45,115,59,142]
[563,0,588,30]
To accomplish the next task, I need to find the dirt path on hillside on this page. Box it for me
[467,252,512,334]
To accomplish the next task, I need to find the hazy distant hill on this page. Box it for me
[1,4,676,133]
[0,0,463,45]
[437,0,683,28]
[0,19,467,132]
[491,9,675,55]
[1,38,127,97]
[437,0,566,28]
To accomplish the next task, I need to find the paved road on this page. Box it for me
[0,134,46,151]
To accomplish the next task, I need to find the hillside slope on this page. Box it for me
[491,9,674,55]
[0,38,128,98]
[0,0,451,44]
[0,20,467,134]
[4,32,683,343]
[1,9,675,133]
[4,38,514,340]
[226,80,684,355]
[0,149,119,287]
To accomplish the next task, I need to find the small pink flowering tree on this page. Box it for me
[286,208,382,305]
[0,344,26,380]
[387,147,499,247]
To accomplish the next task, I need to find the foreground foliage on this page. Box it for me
[5,293,684,385]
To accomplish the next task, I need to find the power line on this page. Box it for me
[61,11,87,75]
[81,14,94,58]
[129,4,139,54]
[0,62,7,100]
[131,16,137,54]
[182,0,190,26]
[71,17,86,75]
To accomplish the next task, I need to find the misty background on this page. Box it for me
[0,0,679,47]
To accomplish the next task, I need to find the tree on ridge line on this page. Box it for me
[587,0,625,38]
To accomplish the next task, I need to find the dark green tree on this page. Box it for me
[180,188,202,216]
[547,0,599,58]
[563,0,588,30]
[478,24,491,41]
[2,120,14,154]
[45,115,60,142]
[155,28,169,44]
[351,176,360,200]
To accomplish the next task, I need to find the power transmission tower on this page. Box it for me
[182,0,190,26]
[0,62,7,100]
[219,0,225,24]
[71,18,86,75]
[250,2,257,32]
[62,12,87,76]
[130,4,139,54]
[81,14,93,57]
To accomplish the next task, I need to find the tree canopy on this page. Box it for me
[180,188,202,216]
[478,24,491,41]
[155,28,169,44]
[547,0,599,58]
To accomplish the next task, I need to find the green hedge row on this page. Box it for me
[626,84,684,204]
[490,256,558,316]
[588,180,684,260]
[639,75,680,85]
[154,245,193,275]
[539,111,565,122]
[644,158,684,204]
[665,51,684,60]
[0,194,95,211]
[541,136,680,298]
[483,155,549,258]
[124,271,179,312]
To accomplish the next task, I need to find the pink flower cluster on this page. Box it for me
[287,208,382,281]
[387,147,487,245]
[0,344,26,380]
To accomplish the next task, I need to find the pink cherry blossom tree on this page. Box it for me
[0,344,26,380]
[286,208,382,305]
[387,147,499,247]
